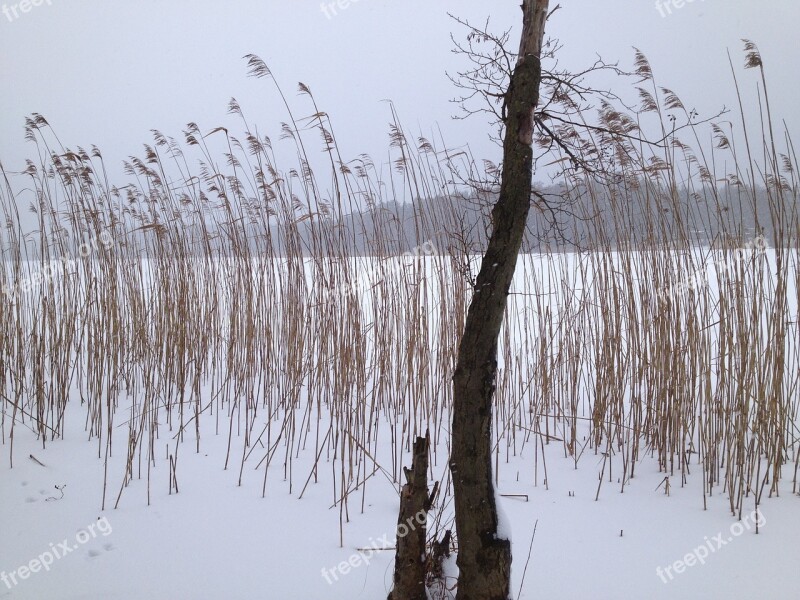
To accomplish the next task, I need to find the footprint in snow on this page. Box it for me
[87,544,115,558]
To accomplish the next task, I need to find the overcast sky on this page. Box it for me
[1,1,798,187]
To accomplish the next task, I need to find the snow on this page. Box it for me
[3,400,798,599]
[2,250,799,599]
[494,485,513,543]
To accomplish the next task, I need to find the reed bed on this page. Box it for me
[1,51,798,546]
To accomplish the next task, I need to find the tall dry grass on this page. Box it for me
[0,48,798,547]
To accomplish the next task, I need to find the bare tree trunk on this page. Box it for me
[450,2,549,599]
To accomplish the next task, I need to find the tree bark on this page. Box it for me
[388,433,431,600]
[450,2,549,599]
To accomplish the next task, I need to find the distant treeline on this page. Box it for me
[6,181,797,260]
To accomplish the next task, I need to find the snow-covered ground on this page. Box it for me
[2,401,798,600]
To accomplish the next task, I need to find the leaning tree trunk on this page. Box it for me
[450,2,549,599]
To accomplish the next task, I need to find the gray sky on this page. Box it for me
[1,1,798,186]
